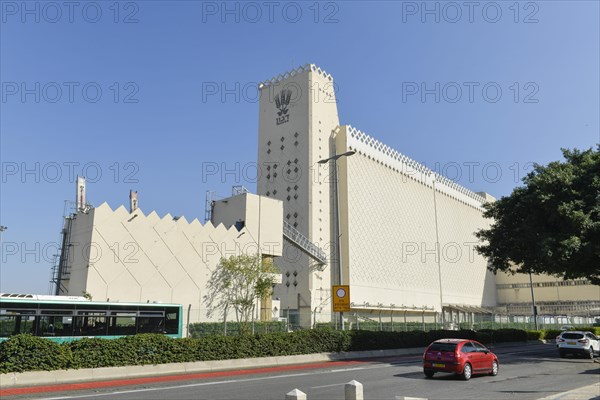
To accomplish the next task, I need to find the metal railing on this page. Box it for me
[282,221,328,265]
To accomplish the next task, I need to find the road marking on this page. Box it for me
[4,360,365,397]
[310,382,347,389]
[330,367,366,372]
[39,365,389,399]
[41,373,319,399]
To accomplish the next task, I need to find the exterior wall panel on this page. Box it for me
[337,126,495,311]
[63,201,283,334]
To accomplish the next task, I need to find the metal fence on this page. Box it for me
[183,308,599,336]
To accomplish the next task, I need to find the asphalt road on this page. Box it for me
[19,343,600,400]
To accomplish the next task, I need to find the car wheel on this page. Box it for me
[588,347,594,359]
[424,370,435,378]
[490,360,499,376]
[461,363,472,380]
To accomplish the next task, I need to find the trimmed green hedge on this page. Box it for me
[189,321,287,337]
[0,334,72,373]
[0,326,562,374]
[477,329,528,343]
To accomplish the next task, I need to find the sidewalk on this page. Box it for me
[537,382,600,400]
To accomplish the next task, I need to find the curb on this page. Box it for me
[0,347,422,388]
[536,382,600,400]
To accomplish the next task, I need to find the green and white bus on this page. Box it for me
[0,294,183,342]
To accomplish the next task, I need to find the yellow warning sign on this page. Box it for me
[332,285,350,312]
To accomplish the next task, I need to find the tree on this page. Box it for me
[204,254,279,334]
[476,146,600,284]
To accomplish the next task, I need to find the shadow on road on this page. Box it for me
[392,370,495,381]
[579,366,600,375]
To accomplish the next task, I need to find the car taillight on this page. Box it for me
[578,339,589,344]
[558,338,565,342]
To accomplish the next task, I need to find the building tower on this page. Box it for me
[257,64,339,327]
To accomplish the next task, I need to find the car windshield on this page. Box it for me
[562,333,584,339]
[429,343,457,352]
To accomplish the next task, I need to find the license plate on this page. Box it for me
[433,363,445,368]
[567,341,577,345]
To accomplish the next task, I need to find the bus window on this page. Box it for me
[37,316,73,337]
[0,315,17,337]
[165,310,179,334]
[108,312,136,336]
[74,312,107,336]
[137,316,165,334]
[39,310,73,337]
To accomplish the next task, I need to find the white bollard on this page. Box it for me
[345,380,364,400]
[286,388,307,400]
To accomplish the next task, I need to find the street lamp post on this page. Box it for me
[431,176,445,328]
[529,270,539,330]
[318,150,356,331]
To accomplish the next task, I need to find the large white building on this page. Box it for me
[55,64,599,331]
[55,190,284,335]
[257,65,498,327]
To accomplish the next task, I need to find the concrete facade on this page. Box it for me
[335,126,497,313]
[61,194,284,335]
[256,65,499,326]
[257,65,340,327]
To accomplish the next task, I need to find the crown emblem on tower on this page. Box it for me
[275,88,292,125]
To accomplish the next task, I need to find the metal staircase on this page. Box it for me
[50,201,76,295]
[282,221,328,266]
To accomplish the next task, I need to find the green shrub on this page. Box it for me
[579,327,600,335]
[69,337,133,368]
[478,328,527,342]
[526,330,543,340]
[543,329,562,340]
[475,331,492,344]
[0,334,72,373]
[189,321,287,337]
[0,327,541,374]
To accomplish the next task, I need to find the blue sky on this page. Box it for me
[1,1,599,294]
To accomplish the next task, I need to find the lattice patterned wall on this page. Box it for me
[337,126,497,311]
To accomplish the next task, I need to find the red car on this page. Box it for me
[423,338,499,380]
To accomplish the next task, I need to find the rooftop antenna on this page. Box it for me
[76,176,86,212]
[129,190,138,213]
